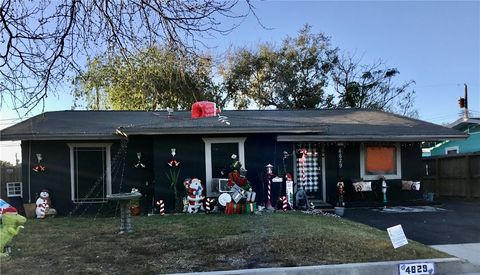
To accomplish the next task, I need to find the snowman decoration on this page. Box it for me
[35,189,57,219]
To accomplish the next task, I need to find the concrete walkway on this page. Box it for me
[173,258,480,275]
[431,243,480,267]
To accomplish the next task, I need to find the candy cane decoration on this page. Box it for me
[281,196,288,212]
[205,198,215,213]
[156,200,165,216]
[265,164,274,209]
[300,148,307,186]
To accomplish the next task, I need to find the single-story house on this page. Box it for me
[426,117,480,156]
[0,108,467,215]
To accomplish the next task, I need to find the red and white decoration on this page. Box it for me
[184,178,205,213]
[0,199,17,219]
[285,173,294,209]
[205,198,215,213]
[264,164,274,210]
[32,153,46,172]
[35,189,56,219]
[156,200,165,216]
[296,146,319,192]
[191,101,220,118]
[280,196,288,212]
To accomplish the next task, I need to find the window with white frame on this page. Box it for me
[360,143,402,180]
[6,182,22,197]
[203,138,246,196]
[445,146,459,155]
[68,143,112,203]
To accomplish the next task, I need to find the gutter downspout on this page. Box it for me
[28,141,31,203]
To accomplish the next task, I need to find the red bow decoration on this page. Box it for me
[167,159,180,167]
[33,165,46,172]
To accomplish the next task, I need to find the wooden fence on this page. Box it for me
[422,153,480,198]
[0,166,22,201]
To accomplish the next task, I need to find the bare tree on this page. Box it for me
[0,0,257,113]
[330,53,418,117]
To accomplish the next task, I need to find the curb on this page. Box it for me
[170,257,480,275]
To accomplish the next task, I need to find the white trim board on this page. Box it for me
[359,143,402,180]
[67,143,112,202]
[202,137,246,197]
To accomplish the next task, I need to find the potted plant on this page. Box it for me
[129,188,141,216]
[166,148,183,212]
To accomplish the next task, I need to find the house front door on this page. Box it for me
[294,143,324,201]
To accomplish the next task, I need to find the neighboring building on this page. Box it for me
[428,117,480,156]
[0,109,466,214]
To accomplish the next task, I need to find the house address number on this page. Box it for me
[398,262,435,275]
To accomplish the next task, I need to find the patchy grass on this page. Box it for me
[1,212,448,274]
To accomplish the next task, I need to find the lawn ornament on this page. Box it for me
[225,154,256,203]
[285,173,294,209]
[205,198,215,213]
[35,189,56,219]
[280,196,288,212]
[264,164,275,210]
[381,177,388,203]
[337,181,345,206]
[0,199,17,219]
[185,178,204,213]
[156,200,165,216]
[129,188,142,216]
[218,193,232,207]
[295,188,309,210]
[246,202,257,214]
[0,210,26,257]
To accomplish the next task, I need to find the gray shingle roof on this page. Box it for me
[0,109,467,141]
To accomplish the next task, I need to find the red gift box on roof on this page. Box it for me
[191,101,220,118]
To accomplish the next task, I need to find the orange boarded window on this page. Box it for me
[365,146,396,175]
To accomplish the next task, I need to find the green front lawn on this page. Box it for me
[1,212,448,274]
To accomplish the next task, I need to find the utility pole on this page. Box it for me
[458,83,469,119]
[464,83,469,119]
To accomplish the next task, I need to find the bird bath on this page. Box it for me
[107,192,142,234]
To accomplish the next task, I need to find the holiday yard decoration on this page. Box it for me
[0,199,17,219]
[184,178,205,213]
[381,177,388,203]
[32,153,45,172]
[156,200,165,216]
[129,188,142,216]
[0,211,26,257]
[191,101,220,118]
[264,164,275,210]
[285,173,294,209]
[166,148,183,212]
[35,189,56,219]
[205,198,215,213]
[336,180,345,207]
[280,196,288,212]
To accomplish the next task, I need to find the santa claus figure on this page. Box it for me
[184,178,204,213]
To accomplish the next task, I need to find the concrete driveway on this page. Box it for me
[343,199,480,266]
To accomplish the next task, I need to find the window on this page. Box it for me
[68,143,112,203]
[203,138,246,196]
[360,143,401,180]
[445,146,459,155]
[6,182,22,197]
